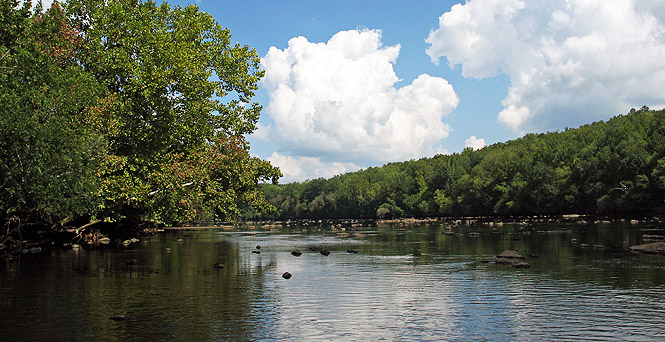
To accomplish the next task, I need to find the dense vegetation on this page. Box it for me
[249,107,665,220]
[0,0,279,243]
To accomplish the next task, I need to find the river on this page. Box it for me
[2,220,665,341]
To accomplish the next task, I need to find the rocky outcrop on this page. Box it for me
[630,242,665,255]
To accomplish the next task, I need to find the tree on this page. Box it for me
[0,2,106,238]
[66,0,280,225]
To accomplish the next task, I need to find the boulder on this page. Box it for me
[320,249,330,256]
[291,250,302,257]
[496,250,524,259]
[282,272,292,279]
[630,242,665,255]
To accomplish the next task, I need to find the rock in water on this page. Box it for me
[109,315,134,321]
[291,250,302,257]
[630,242,665,255]
[496,250,524,259]
[214,263,224,269]
[252,250,261,254]
[282,272,292,279]
[347,249,358,254]
[495,258,514,265]
[642,234,665,241]
[320,249,330,256]
[511,262,531,269]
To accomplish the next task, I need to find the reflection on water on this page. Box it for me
[2,222,665,341]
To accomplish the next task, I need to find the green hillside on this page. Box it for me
[250,107,665,220]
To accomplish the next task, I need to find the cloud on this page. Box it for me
[260,29,459,174]
[267,152,361,183]
[427,0,665,133]
[465,136,486,150]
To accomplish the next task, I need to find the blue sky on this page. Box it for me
[40,0,665,182]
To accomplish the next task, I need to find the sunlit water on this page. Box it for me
[2,221,665,341]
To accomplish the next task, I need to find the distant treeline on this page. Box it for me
[247,107,665,220]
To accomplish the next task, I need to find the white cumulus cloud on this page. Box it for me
[260,29,459,176]
[267,152,361,184]
[465,136,486,150]
[426,0,665,133]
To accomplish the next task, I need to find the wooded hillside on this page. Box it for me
[250,107,665,220]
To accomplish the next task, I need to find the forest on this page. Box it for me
[248,106,665,220]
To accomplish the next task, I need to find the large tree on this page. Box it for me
[65,0,280,225]
[0,0,280,242]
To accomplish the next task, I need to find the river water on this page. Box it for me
[2,220,665,341]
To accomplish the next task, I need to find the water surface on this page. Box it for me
[2,221,665,341]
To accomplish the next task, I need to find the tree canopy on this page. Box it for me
[0,0,280,239]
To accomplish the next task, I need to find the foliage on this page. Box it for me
[0,0,280,238]
[250,107,665,220]
[0,2,106,233]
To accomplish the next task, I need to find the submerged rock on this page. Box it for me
[213,263,224,269]
[642,234,665,241]
[495,257,514,265]
[251,250,261,254]
[630,242,665,255]
[282,272,292,279]
[511,262,531,269]
[109,315,134,321]
[347,249,358,254]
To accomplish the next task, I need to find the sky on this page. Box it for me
[37,0,665,183]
